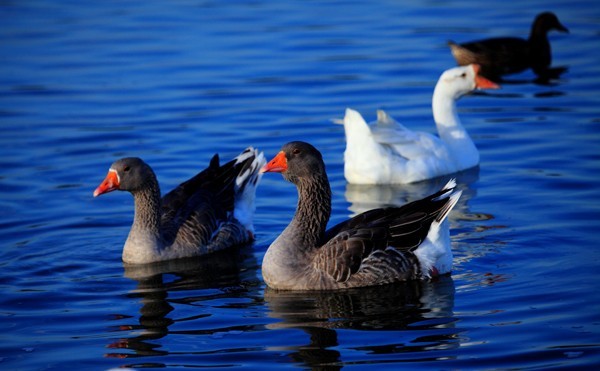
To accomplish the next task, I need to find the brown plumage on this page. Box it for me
[261,141,461,290]
[93,147,264,264]
[448,12,568,80]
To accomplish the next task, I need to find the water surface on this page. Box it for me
[1,0,599,369]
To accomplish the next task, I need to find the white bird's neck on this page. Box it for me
[432,86,479,170]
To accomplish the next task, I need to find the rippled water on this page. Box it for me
[1,0,599,369]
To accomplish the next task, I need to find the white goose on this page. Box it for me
[340,64,499,184]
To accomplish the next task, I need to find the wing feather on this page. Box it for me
[315,180,459,283]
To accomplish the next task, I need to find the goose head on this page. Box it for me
[435,64,499,101]
[94,157,156,196]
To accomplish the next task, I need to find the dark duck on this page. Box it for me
[448,12,569,81]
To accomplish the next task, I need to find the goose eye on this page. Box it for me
[123,166,131,172]
[292,148,301,155]
[460,72,467,78]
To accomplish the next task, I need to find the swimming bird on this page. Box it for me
[261,141,461,291]
[340,64,498,185]
[448,12,569,80]
[93,147,265,264]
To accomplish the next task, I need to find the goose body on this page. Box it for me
[261,141,461,291]
[94,147,265,264]
[448,12,568,80]
[341,64,498,185]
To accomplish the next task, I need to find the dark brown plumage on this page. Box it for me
[448,12,569,80]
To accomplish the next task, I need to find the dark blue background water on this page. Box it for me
[1,0,599,369]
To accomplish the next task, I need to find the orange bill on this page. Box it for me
[93,169,120,197]
[472,64,500,89]
[261,151,287,173]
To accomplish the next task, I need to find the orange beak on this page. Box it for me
[472,64,500,89]
[261,151,287,173]
[93,169,120,197]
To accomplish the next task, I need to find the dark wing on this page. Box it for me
[451,37,530,76]
[161,154,235,221]
[313,227,389,282]
[162,190,226,247]
[316,184,456,283]
[160,150,258,246]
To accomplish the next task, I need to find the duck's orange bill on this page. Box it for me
[93,169,120,197]
[261,151,287,173]
[472,64,500,89]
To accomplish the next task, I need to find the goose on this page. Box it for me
[93,147,265,264]
[448,12,569,80]
[260,141,461,291]
[340,64,498,185]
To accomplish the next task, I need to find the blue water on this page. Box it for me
[1,0,599,369]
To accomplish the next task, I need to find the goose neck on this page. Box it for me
[130,180,162,239]
[432,87,461,130]
[290,175,331,250]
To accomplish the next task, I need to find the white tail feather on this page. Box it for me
[415,182,462,278]
[436,189,462,223]
[442,178,457,191]
[344,108,368,127]
[233,147,265,232]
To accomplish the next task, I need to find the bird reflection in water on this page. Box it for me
[105,247,253,361]
[264,276,456,369]
[343,168,489,223]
